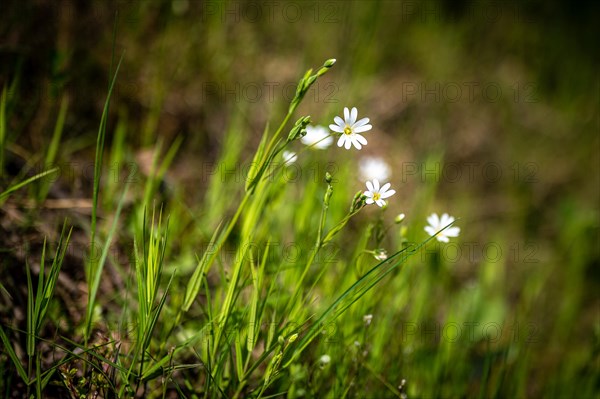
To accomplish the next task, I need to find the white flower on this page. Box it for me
[359,156,391,181]
[282,150,297,165]
[363,314,373,326]
[329,107,372,150]
[424,213,460,243]
[319,354,331,365]
[373,249,388,261]
[363,179,395,207]
[301,125,333,149]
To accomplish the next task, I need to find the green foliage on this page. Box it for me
[0,1,598,398]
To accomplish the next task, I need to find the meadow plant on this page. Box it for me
[0,58,459,398]
[1,3,596,398]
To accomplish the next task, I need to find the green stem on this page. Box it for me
[202,106,296,277]
[204,192,250,273]
[284,182,336,315]
[264,109,294,159]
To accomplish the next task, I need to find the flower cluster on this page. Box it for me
[328,107,460,242]
[283,70,461,243]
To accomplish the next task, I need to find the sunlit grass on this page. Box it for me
[0,1,598,398]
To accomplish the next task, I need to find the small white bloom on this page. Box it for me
[373,249,388,261]
[301,125,333,149]
[329,107,372,150]
[363,179,396,207]
[319,354,331,365]
[282,150,297,165]
[363,314,373,326]
[395,213,406,223]
[424,213,460,243]
[359,156,391,181]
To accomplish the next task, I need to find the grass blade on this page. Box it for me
[285,224,455,367]
[89,54,123,288]
[0,325,28,382]
[37,96,68,201]
[85,183,129,340]
[0,167,59,202]
[0,86,6,177]
[182,222,223,311]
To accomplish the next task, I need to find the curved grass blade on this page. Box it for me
[0,167,59,202]
[284,223,457,367]
[0,325,28,382]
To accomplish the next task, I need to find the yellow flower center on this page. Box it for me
[373,192,381,201]
[343,126,353,135]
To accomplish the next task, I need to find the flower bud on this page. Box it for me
[287,115,311,141]
[350,191,365,212]
[395,213,406,224]
[325,172,333,184]
[316,59,336,77]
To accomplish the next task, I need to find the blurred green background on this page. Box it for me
[1,0,599,397]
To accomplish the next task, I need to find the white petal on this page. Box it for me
[354,134,367,145]
[337,135,346,147]
[300,135,313,146]
[373,179,380,191]
[330,124,344,133]
[351,138,362,150]
[380,189,395,199]
[364,190,373,198]
[365,198,374,204]
[353,124,372,133]
[437,235,450,243]
[366,180,374,192]
[344,139,352,149]
[350,107,358,124]
[376,199,386,207]
[353,117,370,127]
[445,227,460,237]
[334,116,345,126]
[380,182,391,192]
[318,136,334,148]
[314,125,328,134]
[440,213,450,224]
[427,213,439,228]
[424,226,436,236]
[344,107,350,121]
